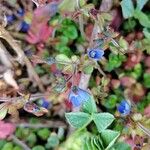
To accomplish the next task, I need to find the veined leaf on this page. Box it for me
[93,113,115,133]
[65,112,92,128]
[0,103,8,120]
[82,96,97,114]
[101,130,120,150]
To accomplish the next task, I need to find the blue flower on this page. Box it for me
[6,15,15,24]
[87,48,104,60]
[69,86,91,107]
[17,9,25,17]
[20,21,30,32]
[38,98,50,109]
[117,100,131,116]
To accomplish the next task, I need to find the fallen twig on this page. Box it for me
[0,25,45,92]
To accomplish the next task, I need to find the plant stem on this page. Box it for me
[16,121,67,129]
[11,134,31,150]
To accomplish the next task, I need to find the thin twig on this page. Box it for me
[0,93,50,102]
[11,134,31,150]
[16,121,67,129]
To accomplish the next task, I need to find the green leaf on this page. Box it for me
[105,54,126,72]
[59,36,69,45]
[58,0,77,12]
[143,28,150,40]
[46,133,59,148]
[62,25,78,40]
[84,135,104,150]
[101,130,120,150]
[2,142,13,150]
[26,133,37,147]
[121,0,134,18]
[113,142,131,150]
[55,44,72,56]
[83,66,94,74]
[82,96,97,114]
[55,54,71,63]
[65,112,92,128]
[136,0,149,10]
[119,37,129,50]
[134,10,150,28]
[13,146,22,150]
[93,113,115,133]
[0,103,8,120]
[143,73,150,88]
[0,140,7,149]
[37,128,50,140]
[32,145,45,150]
[103,95,118,109]
[123,18,136,32]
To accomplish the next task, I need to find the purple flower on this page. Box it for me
[117,100,131,116]
[69,86,91,107]
[87,48,104,60]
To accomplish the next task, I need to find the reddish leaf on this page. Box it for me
[0,121,15,139]
[124,51,143,69]
[23,102,48,116]
[144,105,150,117]
[120,76,136,87]
[144,56,150,68]
[26,2,57,44]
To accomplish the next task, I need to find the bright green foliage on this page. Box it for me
[84,135,104,150]
[105,54,126,72]
[143,28,150,40]
[37,128,50,140]
[62,25,78,40]
[45,133,59,149]
[32,145,45,150]
[26,133,37,147]
[0,140,7,149]
[13,146,22,150]
[55,18,78,56]
[82,96,97,114]
[101,130,120,150]
[103,95,118,109]
[65,112,92,128]
[2,142,13,150]
[113,142,131,150]
[93,113,115,133]
[123,19,137,32]
[121,0,150,30]
[143,73,150,88]
[133,10,150,28]
[83,66,94,74]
